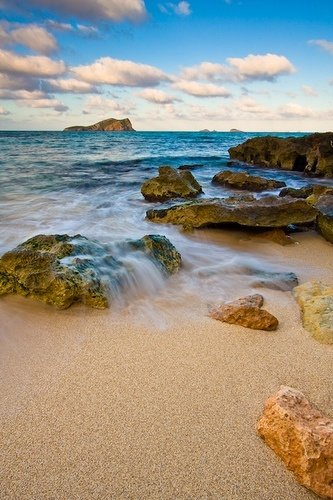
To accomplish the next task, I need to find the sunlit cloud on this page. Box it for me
[308,39,333,55]
[0,88,68,111]
[173,80,231,97]
[0,23,57,54]
[43,79,98,94]
[278,102,315,118]
[72,57,170,87]
[137,88,178,103]
[82,95,135,115]
[0,49,66,77]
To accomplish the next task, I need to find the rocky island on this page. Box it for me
[64,117,135,132]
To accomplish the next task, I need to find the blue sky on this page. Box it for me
[0,0,333,131]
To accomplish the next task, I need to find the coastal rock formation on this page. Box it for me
[64,118,135,132]
[279,186,314,199]
[293,281,333,344]
[250,270,298,291]
[209,294,278,330]
[141,166,203,202]
[257,386,333,499]
[146,195,317,229]
[252,228,296,246]
[228,132,333,177]
[212,170,286,191]
[315,194,333,243]
[0,234,181,309]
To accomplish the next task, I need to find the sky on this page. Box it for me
[0,0,333,131]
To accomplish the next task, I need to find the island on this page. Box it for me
[230,128,244,132]
[64,117,135,132]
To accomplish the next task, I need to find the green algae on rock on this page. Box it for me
[146,195,317,230]
[0,234,181,309]
[141,166,203,202]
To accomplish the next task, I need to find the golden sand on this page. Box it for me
[0,230,332,499]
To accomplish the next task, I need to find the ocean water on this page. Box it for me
[0,131,331,319]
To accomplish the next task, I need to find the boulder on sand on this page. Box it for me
[141,166,203,202]
[315,194,333,243]
[257,385,333,499]
[146,195,317,230]
[0,234,181,309]
[212,170,286,191]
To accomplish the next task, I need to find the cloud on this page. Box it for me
[4,0,147,22]
[0,105,10,115]
[301,85,318,97]
[308,39,333,55]
[278,102,315,118]
[3,24,57,54]
[43,79,98,94]
[137,88,178,104]
[234,96,270,115]
[0,49,66,77]
[159,1,191,15]
[72,57,170,87]
[82,95,134,115]
[0,88,68,111]
[181,53,295,83]
[173,80,231,97]
[45,20,73,32]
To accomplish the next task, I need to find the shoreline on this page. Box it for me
[0,229,332,499]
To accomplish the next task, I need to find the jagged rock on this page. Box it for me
[229,132,333,177]
[315,195,333,243]
[279,186,314,198]
[0,234,181,309]
[64,117,135,132]
[141,166,203,202]
[293,281,333,344]
[146,195,317,229]
[209,293,278,331]
[257,386,333,499]
[212,170,286,191]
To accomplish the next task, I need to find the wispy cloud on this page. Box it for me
[0,105,10,115]
[137,88,178,103]
[72,57,170,87]
[159,1,191,16]
[82,95,135,115]
[173,80,231,97]
[308,39,333,54]
[0,89,68,111]
[301,84,318,97]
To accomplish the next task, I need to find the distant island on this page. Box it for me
[230,128,244,132]
[199,129,217,133]
[64,118,135,132]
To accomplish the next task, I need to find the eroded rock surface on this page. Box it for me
[146,195,317,229]
[212,170,286,191]
[293,281,333,344]
[0,234,181,309]
[315,194,333,243]
[209,293,278,331]
[141,166,203,202]
[257,386,333,499]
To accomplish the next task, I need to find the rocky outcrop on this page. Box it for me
[146,195,317,230]
[0,234,181,309]
[257,386,333,499]
[228,132,333,177]
[141,166,203,202]
[293,281,333,344]
[279,186,314,199]
[212,170,286,191]
[64,118,135,132]
[209,294,278,330]
[315,195,333,243]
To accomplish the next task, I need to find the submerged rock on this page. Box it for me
[212,170,286,191]
[315,194,333,243]
[0,234,181,309]
[293,281,333,344]
[146,195,317,230]
[252,228,296,246]
[141,166,203,202]
[229,132,333,177]
[64,117,135,132]
[250,270,299,291]
[257,386,333,499]
[209,293,278,331]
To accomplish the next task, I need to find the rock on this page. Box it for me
[279,186,314,198]
[209,293,278,331]
[229,132,333,177]
[230,128,244,132]
[141,166,203,202]
[0,234,181,309]
[293,281,333,344]
[146,195,317,230]
[64,117,135,132]
[306,186,333,205]
[315,195,333,243]
[212,170,286,191]
[257,386,333,499]
[250,270,299,291]
[178,164,204,170]
[253,228,296,246]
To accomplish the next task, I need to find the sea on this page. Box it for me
[1,131,332,323]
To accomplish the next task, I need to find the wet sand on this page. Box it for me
[0,230,332,499]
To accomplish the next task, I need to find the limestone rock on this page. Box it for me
[293,281,333,344]
[64,117,135,132]
[209,293,278,331]
[212,170,286,191]
[253,228,296,246]
[0,234,181,309]
[146,195,317,229]
[141,166,203,202]
[315,195,333,243]
[257,386,333,499]
[279,186,314,199]
[228,132,333,177]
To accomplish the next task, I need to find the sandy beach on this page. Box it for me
[0,229,332,499]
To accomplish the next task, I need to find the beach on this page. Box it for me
[1,228,332,499]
